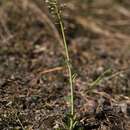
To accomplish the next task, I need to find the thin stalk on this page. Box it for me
[54,3,74,130]
[16,113,25,130]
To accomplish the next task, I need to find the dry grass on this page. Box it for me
[0,0,130,130]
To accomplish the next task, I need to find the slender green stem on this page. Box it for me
[45,0,74,129]
[54,3,74,130]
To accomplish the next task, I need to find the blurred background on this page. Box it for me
[0,0,130,130]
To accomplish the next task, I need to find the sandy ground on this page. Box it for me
[0,0,130,130]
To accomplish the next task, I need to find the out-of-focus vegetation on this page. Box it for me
[0,0,130,130]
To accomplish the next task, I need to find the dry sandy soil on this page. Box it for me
[0,0,130,130]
